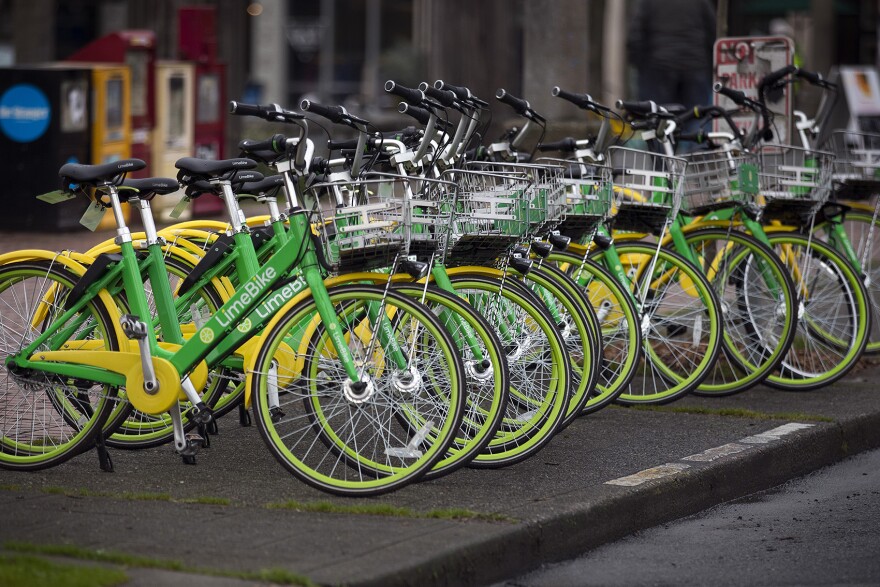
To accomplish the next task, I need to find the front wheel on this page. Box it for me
[249,285,466,496]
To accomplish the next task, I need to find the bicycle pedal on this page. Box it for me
[666,324,687,337]
[269,406,285,424]
[188,401,213,425]
[119,314,148,340]
[178,433,205,459]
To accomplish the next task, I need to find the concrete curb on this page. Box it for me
[359,410,880,587]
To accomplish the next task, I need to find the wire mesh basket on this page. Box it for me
[821,130,880,201]
[466,161,567,236]
[360,172,458,263]
[534,157,613,241]
[680,148,761,215]
[437,168,531,266]
[607,146,687,234]
[306,176,407,272]
[756,144,835,223]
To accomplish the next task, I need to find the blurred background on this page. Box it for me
[0,0,876,228]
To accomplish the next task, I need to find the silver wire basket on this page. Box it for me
[607,146,687,234]
[534,157,613,241]
[756,144,835,223]
[680,148,761,215]
[822,130,880,201]
[465,161,568,237]
[437,168,531,266]
[306,176,407,272]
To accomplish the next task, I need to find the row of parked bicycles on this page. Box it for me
[1,64,878,496]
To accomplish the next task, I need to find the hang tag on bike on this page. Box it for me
[79,202,105,231]
[35,190,76,204]
[169,196,191,219]
[641,130,656,141]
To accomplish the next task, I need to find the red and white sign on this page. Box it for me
[713,36,794,144]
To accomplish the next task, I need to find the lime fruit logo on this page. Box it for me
[237,318,252,333]
[199,328,215,344]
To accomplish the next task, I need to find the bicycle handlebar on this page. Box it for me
[757,64,798,97]
[434,80,489,107]
[615,100,659,116]
[419,83,458,108]
[384,80,425,106]
[238,134,288,155]
[673,105,743,139]
[300,100,370,127]
[795,68,838,90]
[398,102,453,131]
[229,101,305,122]
[551,87,610,113]
[536,137,577,152]
[496,88,546,123]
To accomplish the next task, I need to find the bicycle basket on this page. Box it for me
[607,146,687,234]
[534,157,613,241]
[466,161,567,236]
[307,176,406,272]
[757,144,835,223]
[680,148,760,215]
[362,172,458,263]
[822,130,880,200]
[438,168,531,266]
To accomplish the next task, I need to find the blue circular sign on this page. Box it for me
[0,84,51,142]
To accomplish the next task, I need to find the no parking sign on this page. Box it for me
[713,36,794,144]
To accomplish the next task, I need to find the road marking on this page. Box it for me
[606,463,690,486]
[606,423,816,486]
[739,423,815,444]
[682,442,749,462]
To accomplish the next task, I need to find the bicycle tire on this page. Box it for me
[250,284,466,496]
[0,260,121,470]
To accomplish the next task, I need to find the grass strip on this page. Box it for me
[615,404,834,422]
[265,500,515,522]
[4,542,316,586]
[0,553,128,587]
[39,486,230,505]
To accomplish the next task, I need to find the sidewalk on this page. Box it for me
[2,227,880,586]
[2,364,879,586]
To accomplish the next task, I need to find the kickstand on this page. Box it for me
[95,433,114,472]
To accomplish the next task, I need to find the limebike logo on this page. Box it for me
[0,84,51,142]
[215,266,307,329]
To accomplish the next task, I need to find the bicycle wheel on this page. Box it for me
[547,251,642,412]
[444,274,570,468]
[512,263,601,426]
[391,283,509,480]
[0,260,121,470]
[682,228,798,396]
[101,254,235,449]
[762,230,871,390]
[813,208,880,354]
[591,242,724,403]
[250,285,466,496]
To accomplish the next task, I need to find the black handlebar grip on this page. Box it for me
[398,102,431,126]
[300,100,345,123]
[327,138,360,151]
[629,119,657,131]
[385,80,426,105]
[229,101,266,117]
[496,88,530,115]
[713,83,748,106]
[551,87,593,110]
[616,100,658,116]
[677,131,709,143]
[757,64,798,95]
[238,134,287,155]
[434,80,471,102]
[536,137,577,152]
[420,83,457,107]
